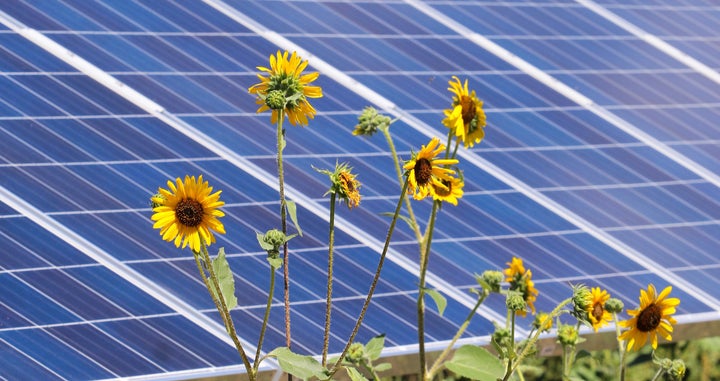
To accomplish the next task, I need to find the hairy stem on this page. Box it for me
[275,111,292,350]
[417,200,440,381]
[382,127,421,243]
[322,193,337,366]
[254,263,276,373]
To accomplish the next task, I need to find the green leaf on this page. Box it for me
[211,248,237,310]
[365,334,386,361]
[269,347,327,380]
[445,345,504,381]
[379,212,415,232]
[373,362,392,372]
[286,200,303,237]
[345,367,365,381]
[267,257,283,270]
[575,349,592,360]
[425,288,447,316]
[257,232,275,251]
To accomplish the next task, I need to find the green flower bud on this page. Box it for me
[506,290,527,313]
[346,342,364,364]
[669,359,686,381]
[532,312,553,334]
[265,89,287,110]
[605,297,624,314]
[353,106,392,137]
[479,270,503,294]
[262,229,286,257]
[557,323,579,347]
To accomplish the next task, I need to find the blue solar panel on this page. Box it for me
[0,1,718,380]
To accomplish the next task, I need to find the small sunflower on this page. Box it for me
[248,50,323,127]
[619,284,680,351]
[442,76,486,148]
[432,176,464,206]
[504,257,539,317]
[403,137,459,201]
[316,162,361,209]
[151,175,225,252]
[587,287,612,332]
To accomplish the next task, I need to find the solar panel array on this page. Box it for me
[0,0,718,380]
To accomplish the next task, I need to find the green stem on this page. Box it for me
[614,313,626,381]
[501,310,517,381]
[194,244,253,378]
[254,262,276,373]
[427,290,489,380]
[418,200,440,381]
[276,110,292,350]
[322,193,337,367]
[650,368,665,381]
[382,127,421,243]
[510,298,572,376]
[329,177,410,377]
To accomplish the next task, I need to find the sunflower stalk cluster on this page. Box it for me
[147,50,688,381]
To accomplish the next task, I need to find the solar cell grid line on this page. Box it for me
[207,0,720,311]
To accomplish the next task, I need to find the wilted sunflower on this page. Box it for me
[442,76,486,148]
[619,284,680,351]
[403,137,459,201]
[587,287,612,332]
[248,50,322,126]
[504,257,539,316]
[151,175,225,252]
[316,162,361,209]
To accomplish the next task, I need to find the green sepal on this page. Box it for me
[345,367,365,381]
[268,257,283,270]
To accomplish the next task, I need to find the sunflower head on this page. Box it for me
[442,76,487,148]
[151,175,226,252]
[248,50,323,126]
[533,312,553,333]
[432,176,464,206]
[403,137,459,201]
[316,162,361,209]
[570,283,593,323]
[618,284,680,351]
[503,257,539,316]
[587,287,612,332]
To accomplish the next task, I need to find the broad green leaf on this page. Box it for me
[365,334,386,361]
[345,367,365,381]
[269,347,326,380]
[211,248,237,310]
[267,257,283,270]
[286,200,303,237]
[575,349,591,360]
[425,288,447,316]
[445,345,504,381]
[373,362,392,372]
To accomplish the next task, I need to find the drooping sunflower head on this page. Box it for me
[587,287,612,332]
[442,76,487,148]
[403,137,459,201]
[316,162,361,209]
[151,175,226,252]
[504,257,539,317]
[248,50,323,127]
[619,284,680,351]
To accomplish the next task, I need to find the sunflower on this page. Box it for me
[151,175,226,252]
[432,176,464,206]
[403,137,459,201]
[442,76,486,148]
[504,257,539,317]
[317,162,361,209]
[619,284,680,351]
[587,287,612,332]
[248,50,323,126]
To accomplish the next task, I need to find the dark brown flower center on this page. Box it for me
[592,303,604,322]
[176,199,204,227]
[461,96,476,126]
[434,180,452,197]
[415,158,433,186]
[636,303,662,332]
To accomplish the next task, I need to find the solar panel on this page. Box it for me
[0,1,718,380]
